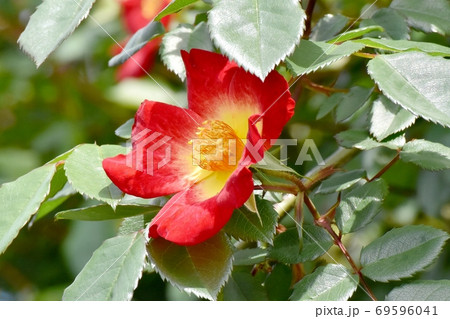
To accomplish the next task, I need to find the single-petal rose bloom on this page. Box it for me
[116,0,171,80]
[103,49,295,245]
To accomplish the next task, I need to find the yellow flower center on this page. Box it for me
[190,120,245,171]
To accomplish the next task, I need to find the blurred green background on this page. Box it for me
[0,0,449,301]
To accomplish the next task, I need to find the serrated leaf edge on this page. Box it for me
[208,0,306,80]
[367,54,450,129]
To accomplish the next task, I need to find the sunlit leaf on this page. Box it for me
[286,40,365,76]
[354,38,450,57]
[115,119,134,139]
[63,232,146,300]
[386,280,450,301]
[160,22,213,80]
[290,264,358,301]
[18,0,96,67]
[148,232,233,300]
[369,95,417,141]
[367,52,450,128]
[64,144,126,208]
[208,0,305,80]
[390,0,450,35]
[0,165,56,254]
[400,139,450,170]
[360,225,449,282]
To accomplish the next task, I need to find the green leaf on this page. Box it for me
[400,139,450,170]
[326,26,384,43]
[265,263,292,301]
[148,232,233,300]
[18,0,95,67]
[310,14,349,42]
[208,0,305,80]
[335,86,373,123]
[222,268,268,301]
[354,38,450,57]
[286,40,365,76]
[369,95,417,141]
[233,248,267,266]
[316,169,366,195]
[224,197,277,244]
[360,225,449,282]
[316,92,344,120]
[63,232,146,300]
[269,228,301,264]
[335,129,405,150]
[0,164,56,254]
[64,144,126,208]
[45,147,75,165]
[108,21,165,67]
[336,179,388,234]
[160,22,213,80]
[367,52,450,128]
[360,8,410,40]
[55,204,160,221]
[115,119,134,139]
[155,0,199,21]
[252,151,300,176]
[32,164,70,221]
[118,214,155,236]
[290,264,359,301]
[390,0,450,36]
[386,280,450,301]
[299,224,333,262]
[35,183,76,221]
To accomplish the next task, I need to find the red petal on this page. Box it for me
[103,101,209,198]
[148,166,254,246]
[182,49,295,145]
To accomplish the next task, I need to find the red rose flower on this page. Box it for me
[116,0,171,80]
[103,49,295,245]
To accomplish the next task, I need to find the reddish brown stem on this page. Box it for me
[368,153,400,182]
[302,77,349,96]
[320,221,377,301]
[303,0,317,39]
[305,193,377,301]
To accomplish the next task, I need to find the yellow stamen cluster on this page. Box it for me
[189,120,245,171]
